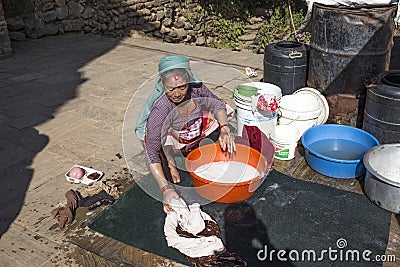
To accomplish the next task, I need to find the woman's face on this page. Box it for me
[163,74,189,104]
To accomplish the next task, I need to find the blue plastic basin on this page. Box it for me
[301,124,380,178]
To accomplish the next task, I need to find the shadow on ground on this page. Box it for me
[0,34,122,238]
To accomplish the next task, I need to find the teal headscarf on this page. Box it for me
[135,55,202,141]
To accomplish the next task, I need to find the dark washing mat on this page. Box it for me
[89,170,391,266]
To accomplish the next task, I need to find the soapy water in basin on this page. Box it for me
[193,161,260,183]
[309,139,369,161]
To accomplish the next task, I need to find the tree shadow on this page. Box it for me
[0,34,122,237]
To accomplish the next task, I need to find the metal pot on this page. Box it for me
[363,144,400,214]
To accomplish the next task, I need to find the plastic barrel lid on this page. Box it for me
[293,87,330,125]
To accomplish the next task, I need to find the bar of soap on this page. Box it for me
[69,167,84,179]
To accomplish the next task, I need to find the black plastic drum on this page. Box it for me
[263,41,309,96]
[363,71,400,144]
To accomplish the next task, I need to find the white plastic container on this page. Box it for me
[270,125,301,160]
[293,87,329,125]
[241,82,282,103]
[65,165,103,185]
[278,94,322,136]
[234,82,281,137]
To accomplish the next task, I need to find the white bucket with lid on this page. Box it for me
[234,83,282,137]
[270,125,301,160]
[293,87,329,126]
[278,94,322,136]
[241,82,282,103]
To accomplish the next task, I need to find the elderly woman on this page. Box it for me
[135,55,235,213]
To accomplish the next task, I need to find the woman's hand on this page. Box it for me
[162,189,180,214]
[218,125,236,154]
[168,163,181,183]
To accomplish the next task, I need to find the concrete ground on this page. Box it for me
[0,32,264,266]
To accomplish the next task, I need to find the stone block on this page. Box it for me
[172,27,186,39]
[108,22,115,31]
[162,17,172,27]
[23,14,36,30]
[173,20,185,29]
[238,32,256,42]
[35,24,59,37]
[195,35,206,46]
[82,6,95,19]
[6,17,24,31]
[156,10,164,21]
[184,21,192,30]
[41,2,54,12]
[117,6,125,14]
[55,0,66,7]
[159,25,170,34]
[62,19,82,32]
[8,31,25,41]
[139,8,151,16]
[43,11,58,22]
[111,9,119,16]
[56,6,68,20]
[97,10,106,18]
[68,1,84,18]
[142,21,160,33]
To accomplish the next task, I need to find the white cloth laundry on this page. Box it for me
[164,198,225,258]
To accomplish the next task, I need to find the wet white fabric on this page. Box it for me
[164,198,225,258]
[194,161,260,183]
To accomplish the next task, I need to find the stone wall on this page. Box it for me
[0,0,12,58]
[2,0,265,50]
[2,0,205,43]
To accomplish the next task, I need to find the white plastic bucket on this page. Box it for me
[241,82,282,103]
[270,125,301,160]
[278,94,322,136]
[234,83,281,137]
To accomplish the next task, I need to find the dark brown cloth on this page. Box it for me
[176,220,247,267]
[78,189,115,210]
[51,189,115,229]
[50,189,81,229]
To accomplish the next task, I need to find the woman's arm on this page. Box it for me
[145,99,181,213]
[149,162,179,214]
